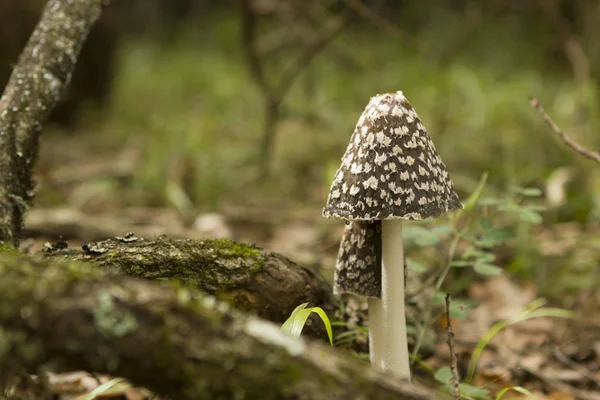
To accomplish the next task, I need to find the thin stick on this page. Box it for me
[445,294,461,399]
[529,97,600,166]
[343,0,419,48]
[240,0,351,176]
[411,233,461,364]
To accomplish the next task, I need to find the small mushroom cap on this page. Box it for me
[323,91,462,221]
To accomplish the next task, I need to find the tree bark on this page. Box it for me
[0,0,110,246]
[0,253,431,400]
[43,236,367,346]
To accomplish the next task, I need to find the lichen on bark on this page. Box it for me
[0,253,431,400]
[45,236,337,336]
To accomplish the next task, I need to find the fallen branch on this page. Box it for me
[45,236,332,324]
[530,97,600,166]
[0,253,431,400]
[42,236,369,346]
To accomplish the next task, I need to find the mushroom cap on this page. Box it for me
[323,91,462,221]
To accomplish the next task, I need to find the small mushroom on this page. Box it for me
[323,91,462,379]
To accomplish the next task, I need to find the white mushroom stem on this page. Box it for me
[368,219,410,380]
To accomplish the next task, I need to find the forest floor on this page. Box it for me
[21,130,600,400]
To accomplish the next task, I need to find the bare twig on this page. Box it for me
[240,0,270,99]
[240,0,351,177]
[276,16,350,100]
[552,349,600,388]
[343,0,419,48]
[521,363,600,400]
[411,234,461,365]
[529,97,600,165]
[537,0,590,86]
[435,1,511,65]
[445,294,461,399]
[286,0,362,73]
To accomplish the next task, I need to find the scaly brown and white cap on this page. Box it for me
[325,91,462,297]
[323,91,462,221]
[333,220,382,297]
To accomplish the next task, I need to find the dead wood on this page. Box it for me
[42,235,365,345]
[0,252,431,400]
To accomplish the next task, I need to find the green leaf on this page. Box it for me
[310,307,334,346]
[498,202,520,213]
[495,386,540,400]
[430,291,447,305]
[477,228,515,248]
[519,210,543,224]
[281,303,333,345]
[407,258,427,273]
[517,187,543,197]
[459,383,491,399]
[479,217,493,230]
[435,368,491,399]
[449,301,474,320]
[478,197,504,206]
[402,226,431,240]
[433,366,452,384]
[405,225,451,247]
[457,172,489,217]
[414,232,443,246]
[476,252,496,264]
[462,233,479,243]
[462,246,481,258]
[165,180,193,214]
[431,225,452,235]
[474,263,502,276]
[525,204,547,212]
[281,303,311,337]
[451,260,473,268]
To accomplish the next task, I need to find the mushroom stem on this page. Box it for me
[368,219,410,380]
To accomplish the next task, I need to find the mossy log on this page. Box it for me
[43,235,361,345]
[0,253,431,400]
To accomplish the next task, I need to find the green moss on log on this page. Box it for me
[0,253,431,399]
[44,236,348,345]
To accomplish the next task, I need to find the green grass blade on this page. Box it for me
[281,303,334,345]
[455,172,489,220]
[74,378,129,400]
[310,306,333,345]
[466,300,576,382]
[495,386,540,400]
[281,302,309,333]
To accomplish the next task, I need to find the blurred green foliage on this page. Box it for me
[85,8,600,301]
[99,12,600,216]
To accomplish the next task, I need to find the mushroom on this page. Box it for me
[323,91,462,379]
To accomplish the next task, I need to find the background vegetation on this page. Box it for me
[2,0,599,398]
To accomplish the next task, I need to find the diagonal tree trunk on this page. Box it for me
[0,252,431,400]
[0,0,111,246]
